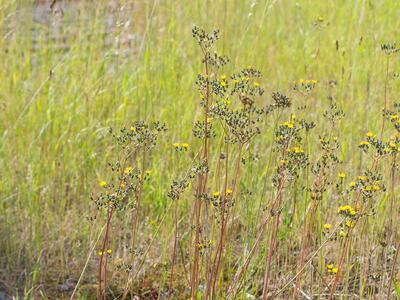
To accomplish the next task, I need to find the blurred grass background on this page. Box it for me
[1,0,400,298]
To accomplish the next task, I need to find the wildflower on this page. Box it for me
[182,143,189,149]
[345,220,355,228]
[282,121,294,128]
[373,185,380,191]
[106,249,112,254]
[390,142,397,148]
[323,223,332,230]
[254,82,260,87]
[226,188,233,195]
[317,16,324,22]
[365,186,372,192]
[213,191,220,198]
[349,181,356,187]
[173,142,180,148]
[124,166,133,174]
[280,159,286,164]
[130,126,136,132]
[359,141,370,146]
[390,114,399,120]
[339,230,347,237]
[366,131,375,138]
[99,181,107,187]
[332,267,339,274]
[327,264,334,270]
[338,172,346,179]
[338,205,356,217]
[220,74,227,80]
[358,176,366,181]
[98,251,103,256]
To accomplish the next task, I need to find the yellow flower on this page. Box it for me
[220,74,227,80]
[254,82,260,87]
[130,126,136,132]
[99,181,107,187]
[98,251,103,256]
[124,166,133,174]
[213,191,220,198]
[220,81,226,87]
[366,131,374,138]
[338,172,346,179]
[182,143,189,149]
[345,220,355,228]
[358,176,366,181]
[349,181,356,187]
[359,141,370,146]
[390,115,399,120]
[323,223,332,230]
[173,142,180,148]
[327,264,334,269]
[365,186,372,191]
[226,188,233,195]
[106,249,112,254]
[282,121,294,128]
[332,267,338,274]
[373,185,380,191]
[339,230,346,237]
[317,16,324,22]
[280,159,286,164]
[390,142,397,148]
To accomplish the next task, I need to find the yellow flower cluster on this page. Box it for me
[124,166,133,174]
[288,146,304,154]
[323,223,332,230]
[327,264,338,274]
[173,143,189,150]
[281,121,294,128]
[338,205,356,217]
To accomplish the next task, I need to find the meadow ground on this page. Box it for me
[1,0,400,299]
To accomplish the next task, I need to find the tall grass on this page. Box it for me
[1,0,400,299]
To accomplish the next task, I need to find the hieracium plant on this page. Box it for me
[92,121,166,300]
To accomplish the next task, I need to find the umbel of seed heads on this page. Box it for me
[381,42,400,55]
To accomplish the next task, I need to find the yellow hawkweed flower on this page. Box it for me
[338,172,346,179]
[106,249,112,254]
[182,143,189,149]
[220,74,227,80]
[124,166,133,174]
[173,142,180,148]
[390,142,397,148]
[99,181,107,187]
[358,176,366,181]
[213,191,220,198]
[345,220,355,228]
[366,131,374,138]
[339,230,346,237]
[332,267,338,274]
[327,264,334,269]
[130,126,136,132]
[254,82,260,87]
[323,223,332,230]
[359,141,370,146]
[373,185,380,191]
[220,81,226,87]
[390,115,399,120]
[365,186,372,191]
[226,188,233,195]
[98,251,103,256]
[349,181,356,187]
